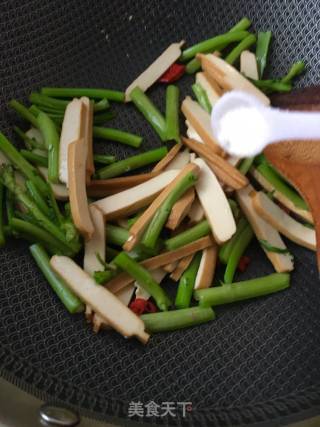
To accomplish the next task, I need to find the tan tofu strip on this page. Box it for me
[197,54,270,106]
[186,121,204,143]
[170,254,194,281]
[80,97,95,182]
[240,50,259,80]
[152,143,182,172]
[188,197,205,223]
[195,72,221,106]
[87,172,160,197]
[50,256,149,344]
[68,139,94,239]
[92,170,179,220]
[181,96,223,154]
[125,41,184,102]
[193,158,236,244]
[252,191,316,251]
[93,284,137,333]
[166,188,195,230]
[59,99,85,185]
[237,185,294,272]
[107,235,215,294]
[163,262,179,273]
[38,167,69,201]
[164,149,190,170]
[182,137,248,190]
[83,205,106,276]
[194,245,218,289]
[85,305,93,323]
[250,168,313,224]
[124,163,200,251]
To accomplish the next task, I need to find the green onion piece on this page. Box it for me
[165,85,180,143]
[14,126,44,150]
[238,157,254,175]
[0,132,48,195]
[256,31,272,78]
[225,34,257,65]
[259,239,291,254]
[219,217,248,264]
[194,273,290,306]
[281,61,305,84]
[30,244,84,313]
[29,93,69,111]
[106,224,129,247]
[224,223,254,283]
[9,100,38,128]
[41,87,125,102]
[93,126,142,148]
[25,180,51,217]
[37,112,60,183]
[192,83,212,113]
[5,188,14,226]
[96,146,167,179]
[113,252,171,311]
[93,111,116,125]
[175,252,202,309]
[164,219,211,251]
[20,149,48,167]
[141,306,215,333]
[252,79,292,94]
[93,154,116,164]
[0,183,5,247]
[256,163,308,210]
[185,17,252,74]
[130,87,167,141]
[142,171,198,249]
[181,30,250,62]
[93,98,110,111]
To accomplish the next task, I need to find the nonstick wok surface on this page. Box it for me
[0,1,320,426]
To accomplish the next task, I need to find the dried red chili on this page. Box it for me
[237,256,251,273]
[129,298,158,315]
[159,63,185,83]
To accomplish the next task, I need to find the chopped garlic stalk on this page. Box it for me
[240,50,259,80]
[195,72,221,106]
[135,268,167,300]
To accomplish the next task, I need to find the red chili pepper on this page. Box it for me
[129,298,147,315]
[145,300,157,313]
[237,256,251,273]
[159,63,185,83]
[129,298,158,315]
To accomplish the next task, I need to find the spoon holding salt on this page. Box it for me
[211,90,320,157]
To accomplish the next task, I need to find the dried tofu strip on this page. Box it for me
[186,121,204,143]
[227,155,242,168]
[164,149,191,170]
[152,143,182,172]
[252,191,316,251]
[170,254,194,281]
[38,167,69,201]
[166,188,195,230]
[163,261,179,273]
[188,197,205,223]
[182,137,248,190]
[68,139,94,239]
[195,72,221,106]
[59,99,85,185]
[125,41,184,101]
[50,256,149,344]
[135,269,167,300]
[237,185,294,272]
[94,284,137,332]
[107,236,214,294]
[194,245,218,289]
[92,170,179,220]
[124,163,200,251]
[240,50,259,80]
[85,305,93,323]
[87,172,160,197]
[193,158,236,244]
[83,205,106,276]
[250,167,313,224]
[181,97,223,154]
[197,54,270,105]
[80,97,95,182]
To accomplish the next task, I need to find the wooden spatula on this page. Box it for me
[265,89,320,270]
